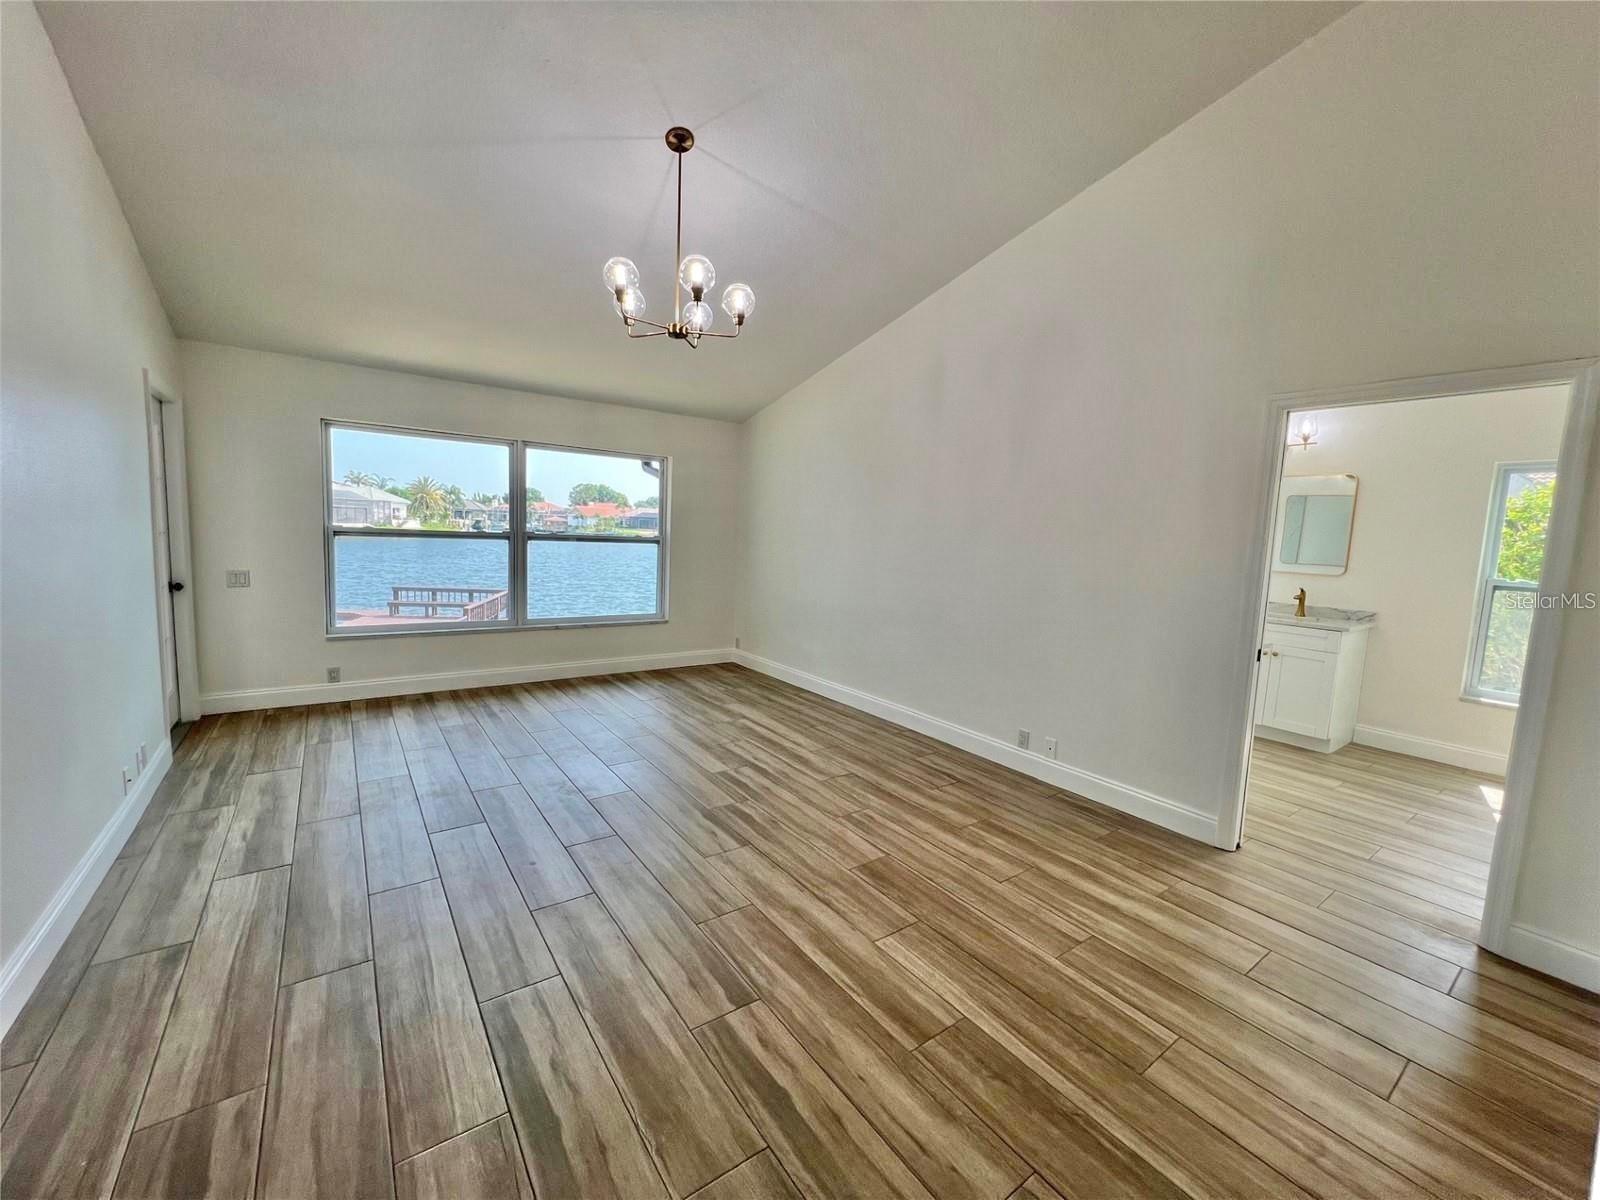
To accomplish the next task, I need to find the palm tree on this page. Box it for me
[343,469,377,487]
[471,491,498,506]
[407,475,449,525]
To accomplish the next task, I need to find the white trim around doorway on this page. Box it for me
[1220,357,1599,968]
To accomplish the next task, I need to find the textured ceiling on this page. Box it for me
[40,1,1351,420]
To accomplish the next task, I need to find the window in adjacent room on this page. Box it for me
[1464,461,1556,703]
[323,421,667,635]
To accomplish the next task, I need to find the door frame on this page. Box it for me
[1220,357,1599,961]
[144,368,202,724]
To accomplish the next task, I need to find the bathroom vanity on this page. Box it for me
[1254,602,1375,753]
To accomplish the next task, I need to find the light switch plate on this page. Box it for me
[225,569,251,588]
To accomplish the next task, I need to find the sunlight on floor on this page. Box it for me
[1481,783,1505,819]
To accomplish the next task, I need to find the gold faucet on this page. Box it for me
[1294,587,1308,618]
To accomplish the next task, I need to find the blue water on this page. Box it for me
[334,537,659,622]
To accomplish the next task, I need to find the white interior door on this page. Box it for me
[147,396,180,729]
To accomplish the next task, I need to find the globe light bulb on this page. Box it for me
[612,287,646,319]
[678,255,715,297]
[721,282,755,322]
[602,257,639,293]
[681,300,713,333]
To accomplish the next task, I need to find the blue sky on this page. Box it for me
[330,427,660,504]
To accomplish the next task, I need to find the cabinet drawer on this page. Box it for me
[1263,622,1341,652]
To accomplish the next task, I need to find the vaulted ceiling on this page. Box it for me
[40,2,1350,420]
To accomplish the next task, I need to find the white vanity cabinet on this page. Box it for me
[1254,609,1372,753]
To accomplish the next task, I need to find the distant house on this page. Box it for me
[569,502,627,530]
[619,507,659,531]
[529,500,570,532]
[486,503,511,531]
[452,497,491,529]
[331,482,409,526]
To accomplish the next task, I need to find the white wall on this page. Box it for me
[1268,386,1569,774]
[179,342,742,707]
[740,3,1598,846]
[0,4,180,964]
[1509,409,1600,981]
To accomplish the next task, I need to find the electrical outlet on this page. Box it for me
[1044,736,1058,759]
[225,569,251,588]
[1017,729,1030,750]
[122,767,135,793]
[735,636,741,649]
[327,666,342,683]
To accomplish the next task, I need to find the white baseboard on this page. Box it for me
[0,738,174,1038]
[1501,922,1600,992]
[201,648,737,714]
[732,650,1220,846]
[1353,724,1508,777]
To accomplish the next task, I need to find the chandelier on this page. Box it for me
[602,127,755,348]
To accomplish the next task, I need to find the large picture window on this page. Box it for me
[1463,461,1555,703]
[324,421,667,635]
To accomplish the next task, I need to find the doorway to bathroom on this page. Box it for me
[1222,360,1597,969]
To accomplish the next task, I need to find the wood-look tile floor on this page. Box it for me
[2,665,1596,1198]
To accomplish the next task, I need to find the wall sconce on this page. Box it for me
[1287,413,1320,450]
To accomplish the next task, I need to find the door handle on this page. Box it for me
[168,580,185,593]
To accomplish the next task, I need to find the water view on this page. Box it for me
[333,537,659,625]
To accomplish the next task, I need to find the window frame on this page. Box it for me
[1461,459,1555,705]
[322,419,669,639]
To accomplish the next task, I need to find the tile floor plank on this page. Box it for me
[215,767,301,878]
[370,879,506,1160]
[714,843,956,1050]
[706,904,1028,1200]
[0,945,187,1200]
[443,721,518,791]
[94,807,232,962]
[137,866,290,1127]
[431,822,557,1000]
[482,977,668,1200]
[304,701,353,745]
[536,894,764,1195]
[280,813,371,985]
[508,753,612,844]
[694,1001,934,1200]
[571,835,755,1027]
[918,1020,1187,1200]
[2,856,140,1067]
[299,739,359,823]
[259,962,393,1199]
[474,783,592,908]
[405,742,483,832]
[114,1087,265,1200]
[361,774,439,893]
[686,1150,801,1200]
[882,924,1310,1200]
[353,711,409,783]
[250,706,307,773]
[612,758,743,856]
[395,1115,534,1200]
[592,789,749,922]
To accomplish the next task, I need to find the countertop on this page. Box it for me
[1264,601,1377,632]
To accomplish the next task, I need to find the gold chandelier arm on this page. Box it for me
[626,326,669,339]
[624,315,671,332]
[693,324,742,339]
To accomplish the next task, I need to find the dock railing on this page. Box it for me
[387,585,508,621]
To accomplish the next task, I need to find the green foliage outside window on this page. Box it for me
[1495,478,1554,582]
